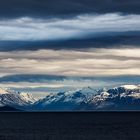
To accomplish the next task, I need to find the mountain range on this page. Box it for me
[0,85,140,111]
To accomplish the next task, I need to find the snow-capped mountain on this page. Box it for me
[34,84,140,111]
[0,88,35,110]
[34,87,97,110]
[78,85,140,110]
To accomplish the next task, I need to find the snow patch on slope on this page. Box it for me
[20,92,36,103]
[121,85,138,90]
[0,88,9,94]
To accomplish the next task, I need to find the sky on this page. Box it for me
[0,0,140,98]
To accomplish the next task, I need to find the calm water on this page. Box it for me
[0,112,140,140]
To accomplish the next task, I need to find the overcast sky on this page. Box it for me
[0,0,140,98]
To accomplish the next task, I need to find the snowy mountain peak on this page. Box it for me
[0,88,36,110]
[79,86,97,95]
[20,92,36,103]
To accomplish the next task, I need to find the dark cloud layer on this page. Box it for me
[0,13,140,51]
[0,34,140,51]
[1,0,140,18]
[0,74,139,83]
[0,75,66,82]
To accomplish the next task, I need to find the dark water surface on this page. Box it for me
[0,112,140,140]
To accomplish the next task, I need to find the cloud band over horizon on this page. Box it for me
[0,48,139,77]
